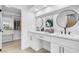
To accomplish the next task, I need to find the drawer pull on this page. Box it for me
[59,47,61,53]
[39,36,43,38]
[62,47,64,53]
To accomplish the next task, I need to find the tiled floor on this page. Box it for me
[1,40,50,53]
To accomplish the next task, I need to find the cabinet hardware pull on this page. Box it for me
[62,47,64,53]
[59,47,61,53]
[40,36,43,38]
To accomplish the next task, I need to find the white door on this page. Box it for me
[0,8,2,51]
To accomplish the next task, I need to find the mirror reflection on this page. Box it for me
[46,19,53,27]
[56,10,79,28]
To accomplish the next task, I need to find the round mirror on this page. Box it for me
[56,10,79,28]
[36,17,43,30]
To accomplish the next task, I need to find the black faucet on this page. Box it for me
[64,27,66,34]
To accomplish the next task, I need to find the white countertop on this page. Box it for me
[29,31,79,41]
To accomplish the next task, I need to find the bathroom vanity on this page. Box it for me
[29,31,79,53]
[51,34,79,53]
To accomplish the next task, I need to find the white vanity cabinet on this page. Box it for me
[64,47,79,53]
[51,42,61,53]
[29,31,51,51]
[51,37,63,53]
[51,36,79,53]
[29,33,42,51]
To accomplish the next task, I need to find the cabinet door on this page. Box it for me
[64,47,79,53]
[30,35,42,51]
[2,35,13,42]
[51,43,61,53]
[13,31,21,40]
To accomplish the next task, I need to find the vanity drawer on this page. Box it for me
[38,34,51,42]
[30,32,38,37]
[29,32,51,42]
[52,37,79,50]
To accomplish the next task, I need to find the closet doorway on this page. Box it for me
[2,5,21,52]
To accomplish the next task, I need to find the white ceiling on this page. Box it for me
[27,5,55,13]
[26,5,70,14]
[5,5,48,13]
[5,5,70,14]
